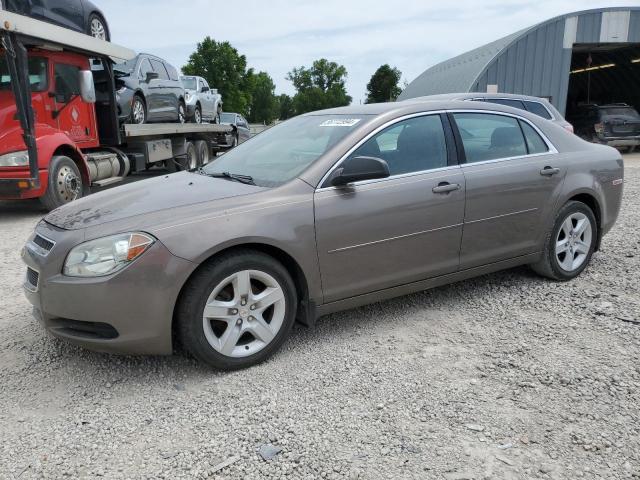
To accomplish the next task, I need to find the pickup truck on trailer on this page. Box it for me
[0,10,235,210]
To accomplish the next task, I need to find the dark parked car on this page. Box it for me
[22,100,623,370]
[114,54,186,124]
[220,112,251,145]
[569,103,640,150]
[1,0,110,40]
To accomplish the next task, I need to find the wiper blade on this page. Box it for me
[202,170,255,185]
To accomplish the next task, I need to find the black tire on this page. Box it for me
[166,141,197,172]
[195,140,209,166]
[40,156,84,211]
[177,250,298,370]
[214,108,222,124]
[129,95,147,125]
[531,201,598,281]
[192,105,202,124]
[87,13,110,41]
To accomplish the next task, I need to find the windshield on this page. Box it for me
[601,107,640,118]
[113,57,137,75]
[220,113,236,124]
[203,114,370,188]
[182,77,197,90]
[0,55,48,92]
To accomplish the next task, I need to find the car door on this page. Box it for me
[137,57,161,121]
[451,111,566,269]
[314,113,465,303]
[149,58,172,120]
[238,116,251,142]
[200,79,214,118]
[163,62,184,121]
[52,61,97,146]
[41,0,84,31]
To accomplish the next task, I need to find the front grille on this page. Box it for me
[26,267,39,291]
[33,234,55,252]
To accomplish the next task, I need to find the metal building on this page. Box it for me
[398,7,640,117]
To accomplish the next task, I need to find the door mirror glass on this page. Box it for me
[201,86,210,93]
[145,71,159,83]
[78,70,96,103]
[330,156,390,187]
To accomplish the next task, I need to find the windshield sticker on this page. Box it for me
[319,119,361,127]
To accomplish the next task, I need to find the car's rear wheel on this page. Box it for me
[40,156,84,211]
[88,13,109,41]
[177,250,297,370]
[130,95,146,125]
[531,201,597,281]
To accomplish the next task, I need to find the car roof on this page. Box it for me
[410,92,553,103]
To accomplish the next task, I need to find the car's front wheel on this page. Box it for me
[130,95,147,124]
[531,201,597,281]
[178,101,187,124]
[88,13,110,41]
[177,250,297,370]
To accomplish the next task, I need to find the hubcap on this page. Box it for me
[179,105,186,124]
[195,108,202,124]
[132,100,145,124]
[202,270,286,358]
[57,166,81,203]
[90,18,106,40]
[556,212,592,272]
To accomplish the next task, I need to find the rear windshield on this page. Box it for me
[203,114,370,188]
[0,55,48,92]
[601,107,640,118]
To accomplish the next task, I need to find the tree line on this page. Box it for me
[182,37,404,124]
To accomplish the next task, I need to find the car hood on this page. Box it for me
[45,171,266,231]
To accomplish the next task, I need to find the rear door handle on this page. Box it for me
[540,167,560,177]
[432,182,461,194]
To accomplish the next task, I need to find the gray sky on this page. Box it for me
[102,0,638,104]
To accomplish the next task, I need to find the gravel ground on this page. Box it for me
[1,156,639,480]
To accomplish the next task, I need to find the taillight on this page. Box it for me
[564,124,574,134]
[594,123,605,135]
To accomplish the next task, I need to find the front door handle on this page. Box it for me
[432,182,461,194]
[540,166,560,177]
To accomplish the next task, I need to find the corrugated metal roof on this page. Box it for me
[398,6,640,102]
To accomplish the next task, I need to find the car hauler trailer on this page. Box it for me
[0,10,234,210]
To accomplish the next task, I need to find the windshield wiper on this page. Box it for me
[199,170,255,185]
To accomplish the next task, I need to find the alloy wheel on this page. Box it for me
[90,18,107,40]
[202,270,286,358]
[194,108,202,124]
[179,104,186,124]
[132,99,145,124]
[555,212,593,272]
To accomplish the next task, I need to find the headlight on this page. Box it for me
[63,232,155,277]
[0,150,29,167]
[185,92,191,101]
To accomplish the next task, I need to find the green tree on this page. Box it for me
[182,37,251,114]
[278,94,295,120]
[286,59,352,114]
[246,71,279,124]
[365,64,403,103]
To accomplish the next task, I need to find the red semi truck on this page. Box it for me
[0,10,234,210]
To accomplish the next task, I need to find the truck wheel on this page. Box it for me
[130,95,147,124]
[176,250,297,370]
[40,156,84,211]
[195,140,209,166]
[167,141,197,172]
[193,105,202,124]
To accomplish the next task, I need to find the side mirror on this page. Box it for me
[330,156,390,187]
[145,71,159,83]
[79,70,96,103]
[201,86,210,93]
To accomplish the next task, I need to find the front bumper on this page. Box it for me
[184,94,198,118]
[21,221,196,355]
[0,169,48,199]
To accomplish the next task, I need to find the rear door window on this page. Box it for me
[523,101,553,120]
[453,113,527,163]
[150,59,169,80]
[164,63,180,81]
[519,121,549,154]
